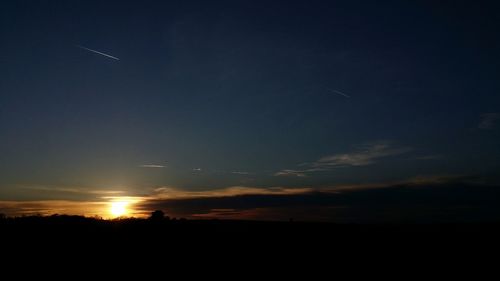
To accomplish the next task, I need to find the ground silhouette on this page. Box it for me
[2,212,500,246]
[2,211,500,271]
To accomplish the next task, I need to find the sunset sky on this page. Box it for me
[1,0,499,221]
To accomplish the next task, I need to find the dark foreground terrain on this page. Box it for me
[2,215,500,248]
[2,215,499,273]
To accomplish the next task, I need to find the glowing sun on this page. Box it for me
[110,201,129,217]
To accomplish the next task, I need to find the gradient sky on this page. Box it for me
[1,0,500,221]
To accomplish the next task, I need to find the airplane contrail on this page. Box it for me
[326,88,350,98]
[76,45,120,60]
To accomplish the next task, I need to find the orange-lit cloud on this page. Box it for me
[0,200,108,217]
[25,186,125,195]
[151,186,313,199]
[0,196,146,219]
[0,175,488,221]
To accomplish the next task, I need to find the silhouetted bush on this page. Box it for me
[150,210,169,221]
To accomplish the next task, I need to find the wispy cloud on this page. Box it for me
[313,142,411,167]
[0,200,109,217]
[135,175,496,222]
[231,171,252,175]
[275,141,412,177]
[139,164,166,168]
[25,186,124,195]
[274,170,307,177]
[326,88,350,98]
[322,174,473,192]
[415,154,443,160]
[151,186,313,200]
[479,113,500,130]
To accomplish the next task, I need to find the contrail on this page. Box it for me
[77,45,120,60]
[326,88,350,98]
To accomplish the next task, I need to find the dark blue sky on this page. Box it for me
[1,0,499,220]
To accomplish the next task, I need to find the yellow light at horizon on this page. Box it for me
[109,201,128,217]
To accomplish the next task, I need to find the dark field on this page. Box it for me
[3,215,499,250]
[2,215,499,275]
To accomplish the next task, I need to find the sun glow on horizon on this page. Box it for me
[109,201,129,217]
[106,196,143,218]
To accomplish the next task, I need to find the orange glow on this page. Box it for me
[106,197,143,218]
[0,196,145,219]
[110,201,129,217]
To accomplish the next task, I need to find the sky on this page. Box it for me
[1,0,500,221]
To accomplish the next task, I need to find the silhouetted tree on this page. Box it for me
[150,210,166,221]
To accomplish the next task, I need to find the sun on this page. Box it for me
[106,196,141,218]
[110,201,128,217]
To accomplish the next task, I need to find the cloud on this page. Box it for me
[0,200,109,217]
[26,186,125,195]
[2,175,494,222]
[134,175,500,223]
[314,142,411,167]
[326,88,350,98]
[415,154,443,160]
[275,141,412,177]
[151,186,313,200]
[274,170,307,177]
[403,174,476,186]
[479,113,500,129]
[0,195,147,218]
[139,164,166,168]
[323,174,473,192]
[12,186,126,201]
[231,171,251,175]
[151,175,468,201]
